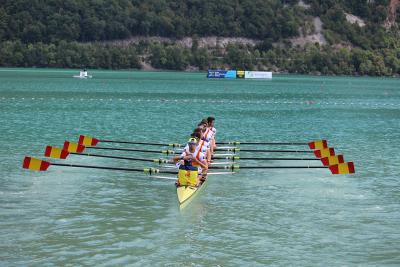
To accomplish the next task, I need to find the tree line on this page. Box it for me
[0,0,303,43]
[1,40,399,76]
[0,40,140,69]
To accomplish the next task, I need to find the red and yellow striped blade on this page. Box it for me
[78,135,99,146]
[321,155,344,166]
[329,162,355,174]
[63,141,85,153]
[314,148,335,158]
[308,140,328,150]
[44,146,69,159]
[22,156,50,171]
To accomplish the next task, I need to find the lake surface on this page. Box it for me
[1,69,399,266]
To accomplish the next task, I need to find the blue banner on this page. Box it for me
[207,70,237,78]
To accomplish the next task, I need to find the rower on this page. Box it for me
[184,135,209,172]
[192,128,212,163]
[199,118,208,127]
[205,117,216,140]
[182,130,210,157]
[173,138,208,186]
[207,116,217,140]
[203,117,216,155]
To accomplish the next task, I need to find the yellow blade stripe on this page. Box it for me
[81,136,93,146]
[319,148,333,157]
[338,163,350,174]
[29,157,44,171]
[313,140,326,149]
[50,147,63,158]
[328,156,340,165]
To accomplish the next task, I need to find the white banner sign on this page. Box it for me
[244,71,272,79]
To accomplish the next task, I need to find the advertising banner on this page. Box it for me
[236,70,245,79]
[207,70,237,78]
[244,71,272,79]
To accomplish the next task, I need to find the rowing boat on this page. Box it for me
[23,136,356,211]
[176,175,209,210]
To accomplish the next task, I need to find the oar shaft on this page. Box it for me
[218,141,308,145]
[100,140,178,146]
[211,165,327,169]
[51,163,177,174]
[236,149,313,153]
[103,140,307,145]
[70,152,157,162]
[213,153,236,157]
[238,166,327,169]
[234,157,319,161]
[87,146,175,154]
[52,162,143,171]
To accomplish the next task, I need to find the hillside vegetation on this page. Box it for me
[0,0,399,75]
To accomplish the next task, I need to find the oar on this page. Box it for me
[23,156,177,175]
[64,141,235,157]
[64,141,178,155]
[23,156,233,174]
[212,156,320,161]
[23,157,355,175]
[81,135,236,152]
[47,146,238,167]
[218,140,328,149]
[89,146,177,154]
[212,156,345,167]
[79,135,329,150]
[211,163,355,174]
[78,135,182,147]
[45,146,170,164]
[218,141,307,145]
[217,148,314,153]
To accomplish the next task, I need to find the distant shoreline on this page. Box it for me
[0,67,398,78]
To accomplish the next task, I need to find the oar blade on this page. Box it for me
[314,148,335,158]
[44,146,69,159]
[78,135,99,146]
[308,140,328,149]
[321,155,344,166]
[329,162,355,174]
[63,141,85,153]
[23,156,50,171]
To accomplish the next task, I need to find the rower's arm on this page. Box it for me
[201,160,208,170]
[206,149,211,163]
[172,152,185,163]
[193,157,208,169]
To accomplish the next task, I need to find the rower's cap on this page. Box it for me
[188,138,197,145]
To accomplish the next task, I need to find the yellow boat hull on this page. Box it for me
[176,178,208,210]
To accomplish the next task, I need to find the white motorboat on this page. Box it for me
[73,69,92,79]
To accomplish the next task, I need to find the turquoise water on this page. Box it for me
[1,69,399,266]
